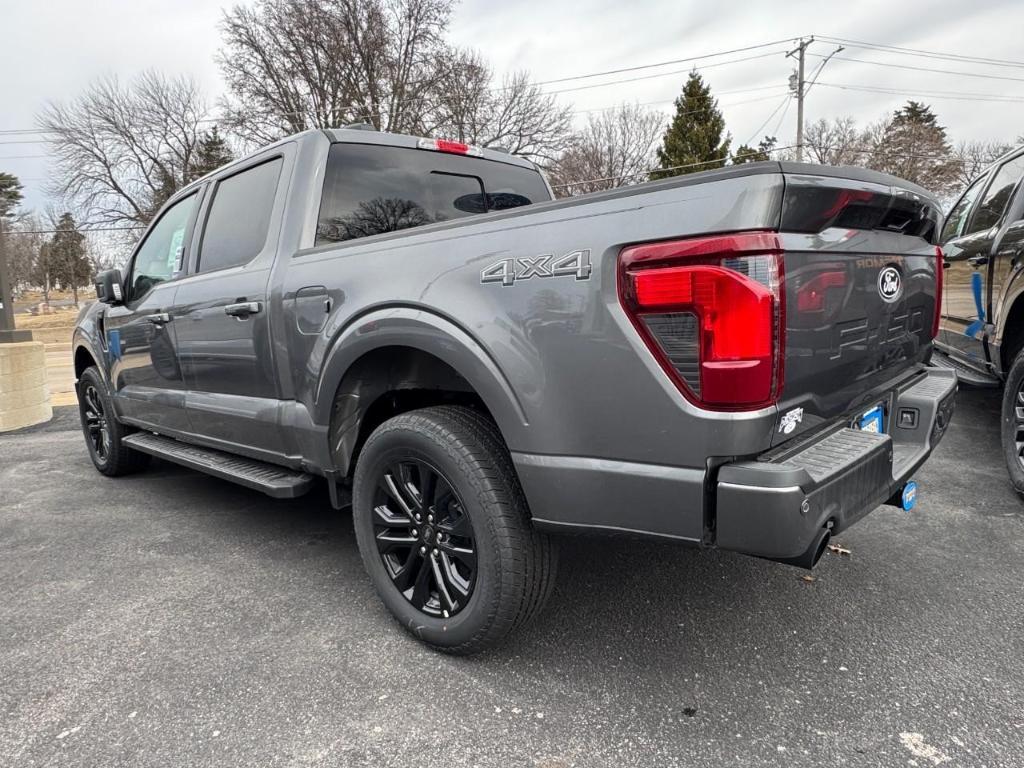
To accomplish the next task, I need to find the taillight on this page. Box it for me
[933,245,944,339]
[417,137,483,157]
[619,232,785,410]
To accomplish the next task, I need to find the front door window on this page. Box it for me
[129,193,199,300]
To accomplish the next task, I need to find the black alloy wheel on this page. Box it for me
[372,460,477,618]
[1013,378,1024,471]
[352,406,557,654]
[80,382,111,465]
[76,366,150,477]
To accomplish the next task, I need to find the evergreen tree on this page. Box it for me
[0,172,23,219]
[188,126,233,179]
[49,213,90,305]
[143,127,234,220]
[653,71,730,178]
[869,101,959,194]
[732,136,777,165]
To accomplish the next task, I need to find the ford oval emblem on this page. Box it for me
[878,266,902,303]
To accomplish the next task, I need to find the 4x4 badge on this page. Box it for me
[481,249,592,286]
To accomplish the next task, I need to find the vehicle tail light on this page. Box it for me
[933,245,944,339]
[618,232,785,410]
[417,137,483,157]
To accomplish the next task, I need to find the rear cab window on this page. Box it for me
[315,143,550,246]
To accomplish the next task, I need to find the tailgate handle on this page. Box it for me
[225,301,262,318]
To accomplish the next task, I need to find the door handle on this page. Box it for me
[224,301,262,318]
[145,312,172,324]
[967,255,989,267]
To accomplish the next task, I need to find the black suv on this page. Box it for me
[933,145,1024,490]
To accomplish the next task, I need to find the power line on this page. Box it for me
[542,50,788,96]
[815,35,1024,70]
[769,95,794,140]
[744,94,791,145]
[808,52,1024,84]
[815,81,1024,103]
[0,42,799,137]
[531,37,804,87]
[0,225,145,236]
[569,88,789,118]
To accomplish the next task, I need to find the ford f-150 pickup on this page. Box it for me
[73,127,957,653]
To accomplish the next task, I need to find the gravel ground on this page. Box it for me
[1,390,1022,767]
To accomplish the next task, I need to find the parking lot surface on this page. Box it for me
[1,389,1022,767]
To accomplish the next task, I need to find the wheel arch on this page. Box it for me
[998,291,1024,375]
[314,307,528,476]
[73,338,104,385]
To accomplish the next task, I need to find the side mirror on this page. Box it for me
[95,269,124,305]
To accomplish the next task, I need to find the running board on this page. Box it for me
[929,349,999,388]
[122,432,314,498]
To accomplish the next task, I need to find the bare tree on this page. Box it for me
[3,215,44,296]
[217,0,573,162]
[547,103,665,197]
[218,0,453,145]
[803,117,867,166]
[38,71,210,227]
[952,140,1016,188]
[428,53,573,161]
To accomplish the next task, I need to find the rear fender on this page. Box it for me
[314,307,529,473]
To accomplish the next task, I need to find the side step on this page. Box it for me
[123,432,314,499]
[930,348,999,388]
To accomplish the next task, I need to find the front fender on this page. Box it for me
[72,318,109,388]
[313,306,529,464]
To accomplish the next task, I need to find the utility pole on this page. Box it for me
[0,221,31,343]
[787,37,813,163]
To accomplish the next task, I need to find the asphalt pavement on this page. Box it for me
[1,390,1022,767]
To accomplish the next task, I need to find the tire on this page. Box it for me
[1002,349,1024,494]
[352,406,556,654]
[77,366,151,477]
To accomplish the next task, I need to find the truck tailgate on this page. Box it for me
[774,169,943,438]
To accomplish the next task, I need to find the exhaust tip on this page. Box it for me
[769,527,831,570]
[811,530,831,568]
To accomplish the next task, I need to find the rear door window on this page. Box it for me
[316,143,550,245]
[198,157,283,272]
[968,154,1024,234]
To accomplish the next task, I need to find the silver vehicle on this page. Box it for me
[73,128,956,653]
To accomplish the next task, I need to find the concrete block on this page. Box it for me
[0,342,52,432]
[0,401,53,432]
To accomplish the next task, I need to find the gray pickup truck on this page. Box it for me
[73,127,957,653]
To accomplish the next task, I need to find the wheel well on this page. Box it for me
[329,346,497,478]
[74,346,97,381]
[1001,297,1024,373]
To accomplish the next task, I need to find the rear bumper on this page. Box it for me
[714,367,957,566]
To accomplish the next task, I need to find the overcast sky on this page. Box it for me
[2,0,1023,214]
